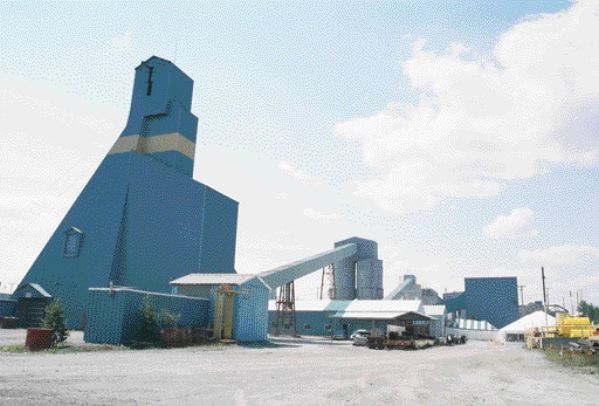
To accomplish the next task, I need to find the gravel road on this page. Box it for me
[0,331,597,405]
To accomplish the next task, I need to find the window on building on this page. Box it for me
[303,324,312,330]
[324,324,331,331]
[64,227,83,258]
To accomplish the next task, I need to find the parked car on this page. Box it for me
[351,329,370,346]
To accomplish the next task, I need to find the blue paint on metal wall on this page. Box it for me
[198,187,238,275]
[147,151,194,176]
[14,57,238,329]
[121,57,197,138]
[233,278,270,342]
[204,278,270,342]
[84,288,209,344]
[443,292,466,313]
[464,277,519,329]
[0,300,17,317]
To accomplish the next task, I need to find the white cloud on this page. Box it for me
[110,32,133,52]
[483,207,538,240]
[278,161,321,185]
[515,244,599,305]
[519,244,599,268]
[303,208,341,222]
[335,0,599,213]
[275,192,289,200]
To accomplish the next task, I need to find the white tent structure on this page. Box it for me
[496,311,556,342]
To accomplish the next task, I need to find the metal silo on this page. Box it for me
[335,237,378,260]
[356,259,383,299]
[334,257,356,300]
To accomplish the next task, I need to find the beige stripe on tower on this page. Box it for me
[108,133,195,160]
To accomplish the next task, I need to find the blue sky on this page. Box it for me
[2,1,598,305]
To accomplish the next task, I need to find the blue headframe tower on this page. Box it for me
[13,56,239,329]
[114,57,198,176]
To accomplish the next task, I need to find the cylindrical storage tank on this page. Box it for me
[334,257,356,300]
[356,259,383,300]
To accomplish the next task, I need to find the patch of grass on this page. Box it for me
[48,344,126,353]
[543,347,599,372]
[0,344,28,353]
[0,343,126,354]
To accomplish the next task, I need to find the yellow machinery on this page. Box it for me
[526,312,596,349]
[212,284,241,342]
[552,312,595,338]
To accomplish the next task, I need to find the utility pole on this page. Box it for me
[542,267,548,332]
[569,290,574,315]
[518,285,526,316]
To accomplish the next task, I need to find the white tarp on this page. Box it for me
[495,311,556,342]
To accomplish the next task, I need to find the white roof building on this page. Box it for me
[496,310,556,342]
[268,299,429,320]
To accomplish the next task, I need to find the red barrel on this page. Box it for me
[25,328,55,351]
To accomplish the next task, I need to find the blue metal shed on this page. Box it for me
[171,273,271,342]
[84,287,209,345]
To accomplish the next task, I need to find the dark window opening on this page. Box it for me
[303,324,312,330]
[64,227,83,258]
[146,66,154,96]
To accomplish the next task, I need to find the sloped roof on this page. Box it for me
[170,273,270,289]
[423,304,446,317]
[499,311,556,334]
[332,310,432,320]
[268,299,422,313]
[21,283,52,298]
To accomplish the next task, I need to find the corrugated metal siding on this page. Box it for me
[205,280,270,342]
[428,317,444,338]
[233,278,269,342]
[356,259,383,299]
[0,299,17,317]
[464,277,519,329]
[84,288,209,344]
[334,257,356,300]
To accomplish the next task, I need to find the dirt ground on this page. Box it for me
[0,330,598,405]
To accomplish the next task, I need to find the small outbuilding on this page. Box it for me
[171,273,271,342]
[423,304,446,338]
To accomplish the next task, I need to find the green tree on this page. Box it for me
[134,296,160,344]
[159,308,180,328]
[578,300,599,323]
[42,299,69,344]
